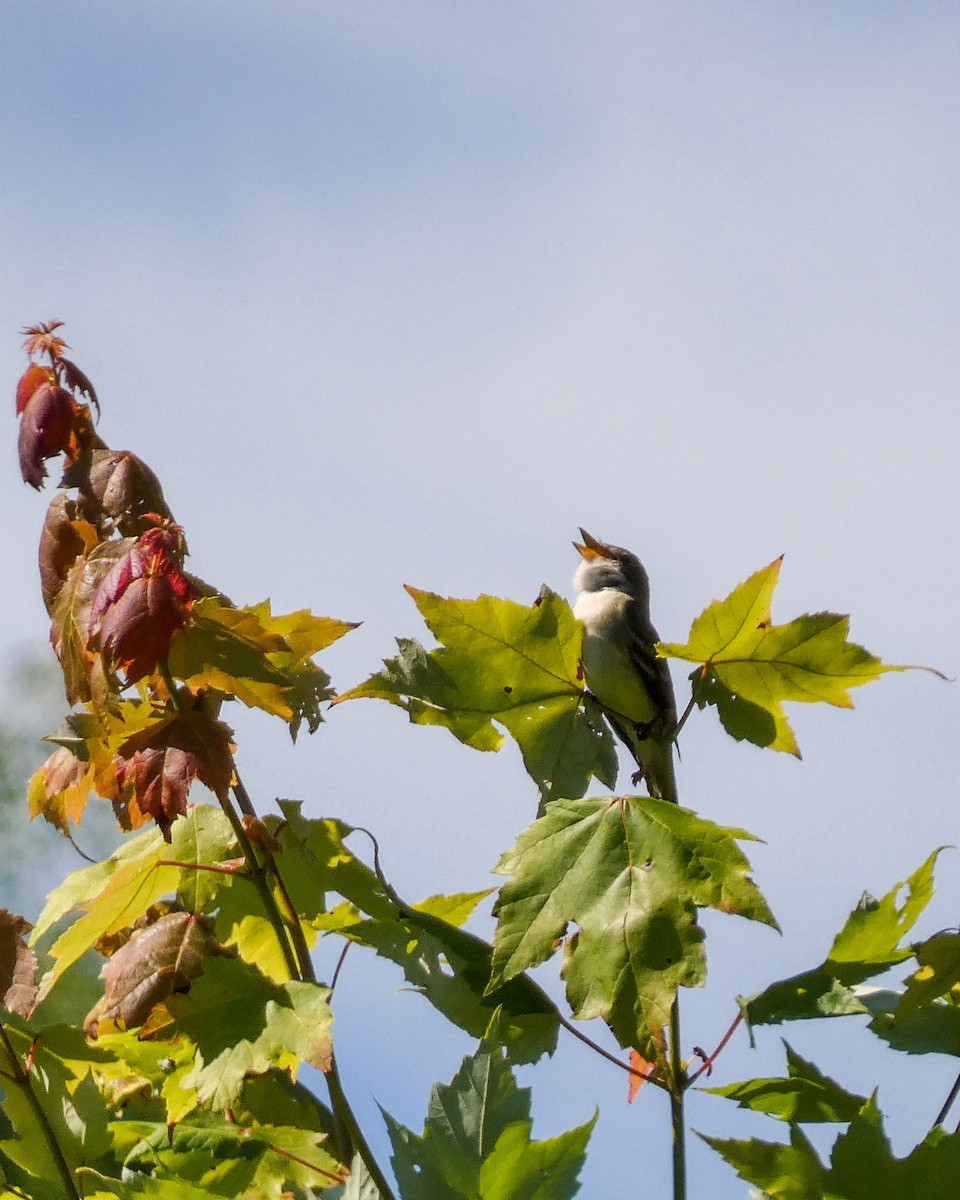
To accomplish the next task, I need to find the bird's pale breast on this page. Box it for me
[574,589,656,725]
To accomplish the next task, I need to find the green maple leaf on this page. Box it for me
[827,1096,960,1199]
[490,796,776,1050]
[345,890,560,1062]
[700,1124,826,1199]
[703,1042,866,1123]
[31,826,178,994]
[744,851,941,1026]
[169,957,333,1108]
[898,930,960,1016]
[168,597,354,738]
[337,587,616,801]
[0,1025,113,1197]
[660,557,935,756]
[113,1118,345,1195]
[384,1023,593,1200]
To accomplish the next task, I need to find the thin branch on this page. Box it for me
[685,1012,743,1086]
[669,999,687,1200]
[0,1025,81,1200]
[934,1069,960,1130]
[554,1011,669,1093]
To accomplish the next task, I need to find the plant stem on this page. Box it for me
[0,1026,80,1200]
[217,788,301,981]
[225,773,398,1200]
[670,998,687,1200]
[933,1068,960,1129]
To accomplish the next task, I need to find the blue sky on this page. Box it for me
[3,4,960,1196]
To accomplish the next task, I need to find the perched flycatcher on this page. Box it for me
[573,529,678,804]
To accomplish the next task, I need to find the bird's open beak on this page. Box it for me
[573,528,611,559]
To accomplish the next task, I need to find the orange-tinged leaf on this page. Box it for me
[15,362,54,414]
[628,1049,657,1101]
[167,597,340,736]
[38,492,104,615]
[28,746,96,834]
[21,319,68,361]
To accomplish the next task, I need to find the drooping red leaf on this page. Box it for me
[59,356,100,419]
[89,526,195,682]
[17,383,77,489]
[15,362,54,414]
[115,704,235,839]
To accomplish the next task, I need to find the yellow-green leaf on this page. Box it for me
[661,557,937,756]
[337,587,616,800]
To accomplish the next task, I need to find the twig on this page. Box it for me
[686,1012,743,1086]
[0,1025,81,1200]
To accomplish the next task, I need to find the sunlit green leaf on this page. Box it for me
[661,558,931,756]
[491,796,775,1050]
[703,1042,866,1123]
[337,588,616,800]
[744,852,941,1026]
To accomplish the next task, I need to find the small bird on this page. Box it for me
[573,529,678,803]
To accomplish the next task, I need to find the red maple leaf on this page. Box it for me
[89,526,196,682]
[115,707,235,839]
[15,363,55,415]
[17,383,80,489]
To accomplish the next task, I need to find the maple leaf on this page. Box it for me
[79,448,171,535]
[0,910,39,1018]
[17,382,78,488]
[50,538,130,704]
[15,362,54,414]
[89,525,196,683]
[168,597,350,737]
[338,587,616,800]
[660,557,933,756]
[59,356,100,419]
[38,492,103,615]
[114,705,236,840]
[85,910,220,1036]
[28,745,96,834]
[21,318,68,362]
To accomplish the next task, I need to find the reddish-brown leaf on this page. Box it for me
[115,706,235,840]
[17,383,77,489]
[38,493,104,615]
[21,320,68,362]
[59,357,100,419]
[89,527,195,683]
[85,910,220,1036]
[16,363,55,414]
[0,910,39,1019]
[84,449,171,534]
[50,538,131,704]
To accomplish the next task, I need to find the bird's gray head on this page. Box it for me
[573,528,650,598]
